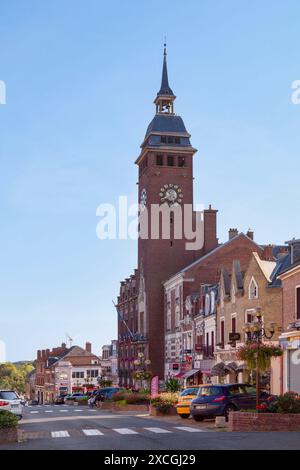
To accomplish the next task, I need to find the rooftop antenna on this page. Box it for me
[65,332,73,348]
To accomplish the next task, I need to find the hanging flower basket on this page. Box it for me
[237,344,282,371]
[132,371,152,381]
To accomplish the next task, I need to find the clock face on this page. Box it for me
[140,188,147,210]
[159,184,183,205]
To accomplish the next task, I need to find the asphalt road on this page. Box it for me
[2,404,300,450]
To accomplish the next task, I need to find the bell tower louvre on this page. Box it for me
[117,45,219,384]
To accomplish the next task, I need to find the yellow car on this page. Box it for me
[176,386,201,419]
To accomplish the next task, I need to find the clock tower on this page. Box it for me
[135,45,213,379]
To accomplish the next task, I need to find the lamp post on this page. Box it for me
[242,308,275,408]
[133,351,151,390]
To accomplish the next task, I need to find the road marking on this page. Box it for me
[59,410,69,412]
[88,409,97,412]
[45,410,53,413]
[144,427,172,434]
[113,428,138,435]
[82,429,104,436]
[173,426,205,433]
[51,431,70,438]
[30,411,39,414]
[74,409,84,412]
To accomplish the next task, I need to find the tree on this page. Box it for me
[0,362,34,394]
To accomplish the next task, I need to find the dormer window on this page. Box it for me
[249,277,258,299]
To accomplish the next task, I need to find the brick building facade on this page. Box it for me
[34,342,101,403]
[117,46,219,385]
[279,239,300,394]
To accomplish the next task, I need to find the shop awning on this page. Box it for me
[225,362,238,373]
[182,369,201,379]
[175,372,185,378]
[211,362,226,377]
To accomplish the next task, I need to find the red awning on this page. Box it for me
[175,372,185,378]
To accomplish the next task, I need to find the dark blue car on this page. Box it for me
[190,383,273,421]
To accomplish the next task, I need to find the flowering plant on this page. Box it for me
[237,344,282,371]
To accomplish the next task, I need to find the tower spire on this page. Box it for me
[154,42,176,114]
[157,41,174,96]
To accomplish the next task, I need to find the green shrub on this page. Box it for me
[267,392,300,414]
[0,411,19,429]
[125,393,150,405]
[77,397,89,403]
[115,400,127,406]
[165,378,181,393]
[112,392,127,402]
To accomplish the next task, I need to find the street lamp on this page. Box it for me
[242,308,275,408]
[133,350,151,390]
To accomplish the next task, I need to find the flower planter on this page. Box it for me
[149,405,177,417]
[113,404,149,412]
[0,427,19,445]
[228,411,300,432]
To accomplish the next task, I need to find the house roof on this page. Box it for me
[180,232,263,274]
[252,252,277,282]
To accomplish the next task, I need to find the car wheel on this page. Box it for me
[224,405,236,421]
[179,414,190,419]
[193,415,204,422]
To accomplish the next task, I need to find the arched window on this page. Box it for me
[249,277,258,299]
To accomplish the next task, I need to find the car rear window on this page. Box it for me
[180,388,199,396]
[0,391,18,400]
[197,386,224,397]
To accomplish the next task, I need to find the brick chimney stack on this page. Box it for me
[203,205,218,252]
[229,228,238,240]
[263,244,274,261]
[85,342,92,353]
[247,229,254,240]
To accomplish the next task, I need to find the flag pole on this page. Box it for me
[112,300,134,340]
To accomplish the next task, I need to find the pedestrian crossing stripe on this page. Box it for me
[113,428,139,435]
[144,427,172,433]
[173,426,205,432]
[82,429,104,436]
[51,431,70,438]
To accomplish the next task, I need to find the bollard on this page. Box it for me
[215,416,226,427]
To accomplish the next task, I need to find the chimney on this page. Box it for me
[46,349,50,358]
[247,228,254,241]
[203,205,218,253]
[229,228,238,240]
[263,244,274,261]
[287,238,300,264]
[61,342,66,349]
[41,350,46,360]
[37,350,41,360]
[85,342,92,353]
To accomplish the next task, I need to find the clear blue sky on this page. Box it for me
[1,0,299,361]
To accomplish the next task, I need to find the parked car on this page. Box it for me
[54,395,67,404]
[63,393,87,403]
[0,390,23,419]
[190,383,274,421]
[95,387,120,400]
[30,399,39,405]
[175,386,201,419]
